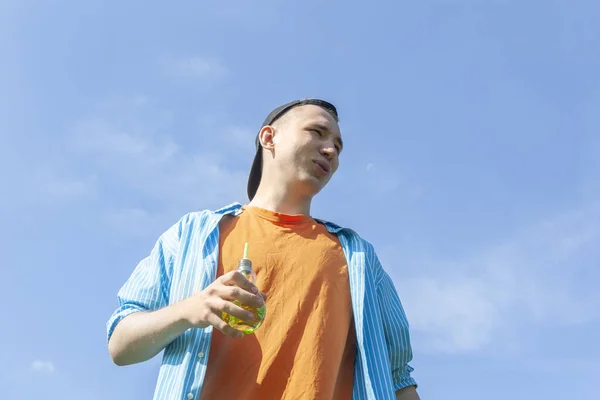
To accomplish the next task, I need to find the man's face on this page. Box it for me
[264,104,343,196]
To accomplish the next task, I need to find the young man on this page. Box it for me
[107,99,420,400]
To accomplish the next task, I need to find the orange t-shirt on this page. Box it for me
[199,206,356,400]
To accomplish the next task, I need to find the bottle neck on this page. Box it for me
[238,257,253,271]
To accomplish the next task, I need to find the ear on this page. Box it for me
[258,125,276,151]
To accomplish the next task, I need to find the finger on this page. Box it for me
[206,313,243,339]
[222,270,258,294]
[260,291,267,301]
[219,285,264,308]
[217,299,255,322]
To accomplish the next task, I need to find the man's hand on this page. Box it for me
[177,270,266,338]
[109,270,266,366]
[396,385,420,400]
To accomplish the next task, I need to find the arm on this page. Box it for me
[108,271,265,366]
[106,216,265,366]
[108,301,191,366]
[106,219,181,365]
[396,385,420,400]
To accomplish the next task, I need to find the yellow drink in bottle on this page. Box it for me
[222,243,266,334]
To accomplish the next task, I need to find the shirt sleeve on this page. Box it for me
[105,217,183,344]
[375,260,418,391]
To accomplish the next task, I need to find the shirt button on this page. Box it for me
[187,393,194,400]
[197,352,205,358]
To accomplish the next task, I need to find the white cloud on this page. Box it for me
[0,166,94,211]
[393,203,600,354]
[78,127,246,206]
[106,207,172,239]
[193,111,256,154]
[69,96,248,234]
[353,162,424,201]
[74,118,179,165]
[224,126,256,151]
[30,360,55,374]
[31,169,95,201]
[170,56,228,80]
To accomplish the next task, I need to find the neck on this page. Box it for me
[248,181,313,216]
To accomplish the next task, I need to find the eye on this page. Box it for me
[311,129,323,137]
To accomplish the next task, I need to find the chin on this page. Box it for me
[299,177,329,196]
[294,169,331,196]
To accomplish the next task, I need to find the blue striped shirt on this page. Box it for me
[107,203,417,399]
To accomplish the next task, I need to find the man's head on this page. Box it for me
[247,99,342,201]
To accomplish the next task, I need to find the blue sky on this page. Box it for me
[1,0,599,399]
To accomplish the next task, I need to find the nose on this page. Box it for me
[320,143,336,161]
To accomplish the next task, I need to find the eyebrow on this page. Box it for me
[314,123,344,150]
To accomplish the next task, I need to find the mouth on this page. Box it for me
[313,160,331,176]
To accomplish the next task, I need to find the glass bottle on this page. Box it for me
[222,243,266,334]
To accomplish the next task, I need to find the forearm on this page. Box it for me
[396,385,420,400]
[108,302,191,366]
